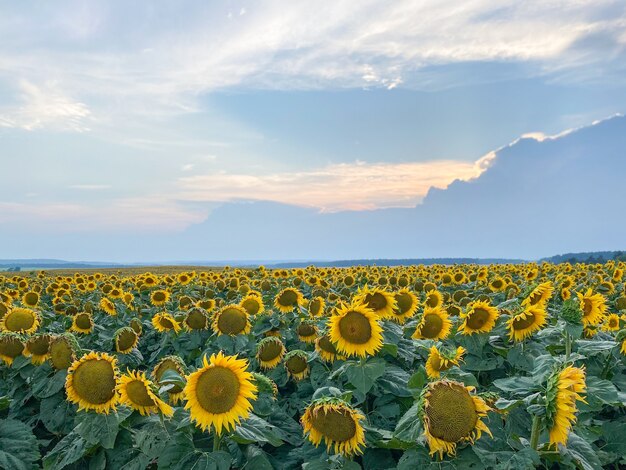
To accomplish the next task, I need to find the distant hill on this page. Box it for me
[540,251,626,264]
[267,258,525,268]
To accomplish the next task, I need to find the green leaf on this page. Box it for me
[172,451,232,470]
[0,419,40,470]
[43,431,88,470]
[32,370,67,399]
[345,358,386,394]
[233,414,284,446]
[559,432,602,470]
[576,340,616,355]
[245,446,274,470]
[74,408,132,449]
[393,402,422,442]
[407,368,427,390]
[40,394,75,434]
[492,376,538,395]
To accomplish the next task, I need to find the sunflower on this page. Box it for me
[301,398,366,457]
[22,291,40,307]
[488,278,506,292]
[153,355,187,404]
[458,301,499,335]
[184,351,257,435]
[391,289,419,324]
[315,334,342,363]
[561,288,571,301]
[0,307,40,334]
[412,306,452,341]
[71,312,94,334]
[328,303,383,358]
[99,297,117,316]
[0,332,24,366]
[118,370,174,417]
[546,365,586,446]
[150,289,170,307]
[308,297,326,317]
[424,290,444,309]
[240,295,264,315]
[152,312,182,333]
[522,282,554,308]
[284,350,310,380]
[130,318,143,335]
[353,286,397,318]
[24,333,52,365]
[425,345,465,379]
[576,289,607,326]
[115,327,139,354]
[256,337,285,369]
[420,380,492,458]
[66,352,119,414]
[197,299,216,312]
[507,305,548,342]
[212,305,251,336]
[601,313,620,332]
[184,307,209,331]
[274,288,304,313]
[297,321,318,343]
[49,334,79,370]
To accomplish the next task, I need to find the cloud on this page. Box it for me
[68,184,111,190]
[177,155,494,211]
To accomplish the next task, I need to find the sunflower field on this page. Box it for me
[1,262,626,470]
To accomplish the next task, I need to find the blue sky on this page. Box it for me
[1,1,625,261]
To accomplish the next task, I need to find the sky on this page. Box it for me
[1,1,626,262]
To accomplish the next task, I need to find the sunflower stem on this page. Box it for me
[213,433,221,452]
[530,415,541,450]
[564,331,571,360]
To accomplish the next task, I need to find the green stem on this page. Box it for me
[565,331,571,360]
[530,415,541,451]
[213,433,221,452]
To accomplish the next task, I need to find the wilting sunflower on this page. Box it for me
[274,288,304,313]
[507,305,548,341]
[353,286,397,318]
[184,351,257,435]
[420,380,492,458]
[488,277,506,292]
[212,305,250,336]
[153,355,187,404]
[297,321,318,343]
[301,398,365,457]
[425,345,466,379]
[284,350,310,380]
[152,312,182,333]
[424,290,444,309]
[118,370,174,417]
[0,307,40,334]
[412,306,452,341]
[130,318,143,335]
[150,289,170,307]
[256,336,285,369]
[115,327,139,354]
[49,334,79,370]
[308,297,326,317]
[546,365,586,446]
[22,291,40,307]
[458,301,499,335]
[315,334,342,363]
[328,302,383,358]
[71,312,94,335]
[184,307,209,331]
[99,297,117,316]
[240,295,264,315]
[0,332,24,366]
[602,313,621,332]
[390,289,419,324]
[66,352,119,414]
[522,282,554,308]
[24,333,52,365]
[577,288,607,326]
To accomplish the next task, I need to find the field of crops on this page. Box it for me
[1,262,625,470]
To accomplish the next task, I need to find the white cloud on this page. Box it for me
[181,164,195,171]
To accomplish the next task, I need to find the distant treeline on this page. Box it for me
[540,251,626,264]
[267,258,526,268]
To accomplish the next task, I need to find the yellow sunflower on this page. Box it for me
[301,399,366,457]
[23,334,52,365]
[507,305,548,342]
[522,282,554,308]
[546,365,586,446]
[424,290,444,309]
[71,312,94,334]
[391,289,419,324]
[458,301,499,335]
[420,380,492,458]
[308,297,326,317]
[0,332,24,366]
[184,351,258,435]
[602,313,620,332]
[315,334,342,363]
[274,288,304,313]
[22,291,40,307]
[256,337,285,369]
[65,351,119,414]
[152,312,182,333]
[297,321,318,343]
[115,327,139,354]
[240,295,264,315]
[577,288,607,326]
[184,307,209,331]
[328,303,383,358]
[49,334,79,370]
[99,297,117,316]
[212,305,251,336]
[425,345,466,379]
[118,370,174,417]
[152,355,187,404]
[488,277,506,292]
[150,289,170,307]
[0,307,40,334]
[284,350,310,380]
[353,286,397,318]
[412,306,452,341]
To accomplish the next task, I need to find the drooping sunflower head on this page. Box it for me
[99,297,117,316]
[425,345,466,379]
[546,365,586,446]
[212,305,251,336]
[184,351,258,435]
[297,321,318,343]
[328,302,383,358]
[274,288,304,313]
[117,370,174,417]
[22,291,40,307]
[150,289,171,307]
[354,286,397,318]
[256,336,285,370]
[66,351,119,414]
[308,297,326,317]
[315,334,342,363]
[24,333,53,365]
[71,312,94,334]
[152,355,187,404]
[251,372,278,398]
[301,398,366,457]
[0,332,24,366]
[240,295,264,315]
[183,307,209,331]
[458,301,499,335]
[522,282,554,308]
[420,380,492,458]
[391,289,419,324]
[0,307,40,334]
[413,306,452,341]
[507,305,548,341]
[152,312,182,333]
[284,350,310,380]
[49,333,79,370]
[130,318,143,335]
[114,327,139,354]
[488,277,506,292]
[576,288,607,326]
